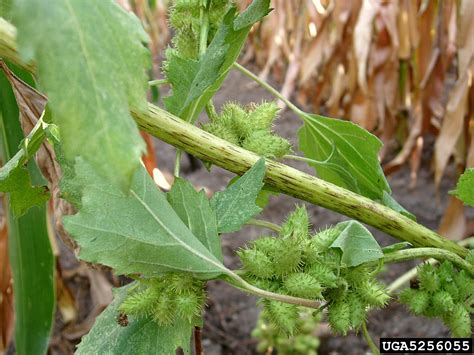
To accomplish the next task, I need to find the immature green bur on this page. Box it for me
[76,283,194,355]
[64,159,228,279]
[11,0,150,190]
[211,158,266,233]
[451,168,474,206]
[0,152,49,216]
[203,101,291,158]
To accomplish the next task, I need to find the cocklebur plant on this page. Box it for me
[1,0,474,354]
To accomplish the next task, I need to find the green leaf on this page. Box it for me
[0,65,54,355]
[211,158,265,233]
[450,168,474,206]
[227,175,279,209]
[381,191,416,221]
[167,177,223,260]
[330,220,383,267]
[0,151,49,216]
[298,113,390,200]
[256,184,280,209]
[233,0,271,30]
[77,283,193,355]
[12,0,150,190]
[64,160,228,279]
[164,0,270,122]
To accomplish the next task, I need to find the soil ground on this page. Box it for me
[52,68,472,355]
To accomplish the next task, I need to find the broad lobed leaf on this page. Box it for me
[451,168,474,207]
[330,220,383,267]
[167,177,223,260]
[211,158,265,233]
[298,113,390,200]
[64,159,228,279]
[11,0,150,190]
[76,283,194,355]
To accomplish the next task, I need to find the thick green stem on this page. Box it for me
[173,3,210,177]
[134,104,467,257]
[0,17,468,257]
[382,248,474,276]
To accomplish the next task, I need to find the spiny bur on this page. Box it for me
[238,247,275,279]
[262,300,300,335]
[328,301,351,335]
[283,273,323,299]
[279,205,310,241]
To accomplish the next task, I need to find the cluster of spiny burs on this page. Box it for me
[166,0,230,61]
[119,274,205,327]
[238,206,390,335]
[202,101,292,158]
[399,257,474,337]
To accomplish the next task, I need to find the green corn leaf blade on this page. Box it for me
[0,65,54,355]
[298,113,390,200]
[211,158,265,233]
[167,177,223,260]
[11,0,150,190]
[164,0,270,122]
[76,283,194,355]
[64,159,228,279]
[381,191,416,221]
[330,220,383,267]
[450,168,474,206]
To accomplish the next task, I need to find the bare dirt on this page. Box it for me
[52,68,471,355]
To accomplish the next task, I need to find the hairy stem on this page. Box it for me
[173,3,210,177]
[233,62,302,114]
[148,79,169,87]
[362,322,380,355]
[246,218,282,233]
[224,272,320,308]
[382,247,474,276]
[0,115,47,169]
[0,17,468,257]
